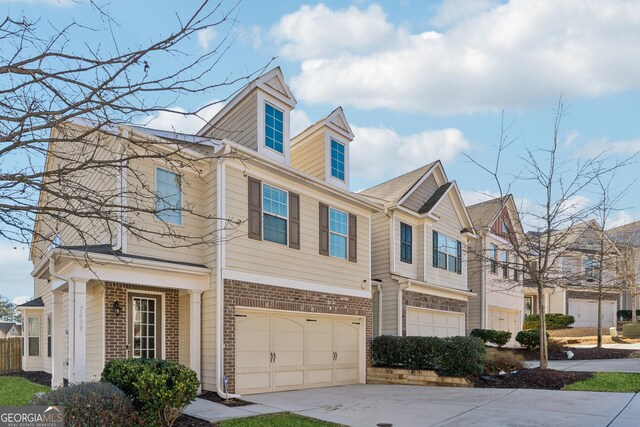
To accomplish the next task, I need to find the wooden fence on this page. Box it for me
[0,337,22,374]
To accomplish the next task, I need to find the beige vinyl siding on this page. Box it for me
[178,293,190,366]
[224,163,370,291]
[392,212,419,280]
[380,279,400,335]
[291,130,325,180]
[200,163,217,392]
[401,175,438,212]
[125,157,207,265]
[203,91,258,150]
[466,237,485,331]
[549,290,565,314]
[85,282,104,381]
[426,194,468,291]
[371,212,390,279]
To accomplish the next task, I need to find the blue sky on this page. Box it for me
[2,0,640,304]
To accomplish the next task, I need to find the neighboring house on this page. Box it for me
[607,220,640,313]
[0,322,22,339]
[23,67,379,395]
[525,220,621,328]
[466,196,524,346]
[360,162,476,338]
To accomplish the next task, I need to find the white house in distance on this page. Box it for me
[466,196,524,346]
[360,162,476,338]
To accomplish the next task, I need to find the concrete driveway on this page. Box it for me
[245,384,640,427]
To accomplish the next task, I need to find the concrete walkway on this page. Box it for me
[525,357,640,372]
[185,384,640,426]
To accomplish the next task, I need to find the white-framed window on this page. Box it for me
[502,250,509,278]
[490,244,498,274]
[330,139,345,181]
[27,317,40,357]
[584,257,600,280]
[433,231,462,274]
[47,315,51,358]
[263,183,288,245]
[329,208,348,259]
[265,102,284,153]
[156,167,182,225]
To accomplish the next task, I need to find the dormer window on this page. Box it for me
[330,139,345,181]
[265,103,284,154]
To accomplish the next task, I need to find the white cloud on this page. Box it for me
[607,210,639,228]
[429,0,499,27]
[460,190,499,206]
[197,27,217,52]
[572,137,640,159]
[350,125,470,181]
[138,102,224,134]
[12,296,29,306]
[290,109,312,137]
[275,1,640,115]
[239,25,263,50]
[271,4,400,60]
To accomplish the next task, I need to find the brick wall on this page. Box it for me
[222,279,373,393]
[402,290,467,336]
[104,282,179,362]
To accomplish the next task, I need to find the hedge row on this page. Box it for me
[469,329,512,347]
[371,335,485,377]
[523,313,575,330]
[617,310,640,321]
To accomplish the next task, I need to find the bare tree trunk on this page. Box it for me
[597,284,603,348]
[632,286,638,324]
[538,283,548,369]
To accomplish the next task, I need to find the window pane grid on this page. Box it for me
[329,208,348,259]
[132,297,156,359]
[263,184,288,245]
[331,139,345,180]
[265,103,284,153]
[27,317,40,357]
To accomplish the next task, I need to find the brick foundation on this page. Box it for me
[402,290,467,336]
[104,282,179,362]
[222,279,373,393]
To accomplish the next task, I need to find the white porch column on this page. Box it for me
[68,278,87,383]
[51,290,64,388]
[188,290,202,391]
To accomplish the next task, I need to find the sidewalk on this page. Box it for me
[525,357,640,372]
[183,397,283,423]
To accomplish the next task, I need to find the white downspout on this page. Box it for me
[397,282,410,336]
[373,282,382,336]
[215,147,241,399]
[112,129,127,252]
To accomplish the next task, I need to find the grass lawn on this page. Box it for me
[0,376,50,405]
[563,373,640,393]
[215,413,343,427]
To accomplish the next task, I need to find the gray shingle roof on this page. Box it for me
[418,182,452,214]
[466,196,507,229]
[0,322,15,334]
[17,297,44,308]
[360,162,437,203]
[608,220,640,247]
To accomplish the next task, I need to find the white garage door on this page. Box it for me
[235,310,362,395]
[568,299,617,328]
[488,307,521,346]
[406,307,464,337]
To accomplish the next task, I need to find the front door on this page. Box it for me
[128,294,162,359]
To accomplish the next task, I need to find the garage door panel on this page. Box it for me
[569,299,616,328]
[335,367,359,384]
[407,307,464,338]
[488,307,520,347]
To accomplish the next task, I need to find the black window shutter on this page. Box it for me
[289,192,300,249]
[457,240,462,274]
[319,203,329,256]
[432,230,439,267]
[348,213,357,263]
[248,177,262,240]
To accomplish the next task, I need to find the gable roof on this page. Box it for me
[466,196,509,230]
[17,297,44,308]
[608,220,640,247]
[359,162,437,202]
[418,182,452,214]
[196,67,296,137]
[0,322,16,334]
[291,106,354,144]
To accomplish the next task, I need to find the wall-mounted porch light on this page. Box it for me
[112,301,122,317]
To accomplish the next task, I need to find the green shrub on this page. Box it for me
[102,359,200,427]
[515,329,550,350]
[483,354,525,375]
[31,381,139,427]
[523,313,575,330]
[617,310,640,321]
[371,335,485,377]
[469,329,512,347]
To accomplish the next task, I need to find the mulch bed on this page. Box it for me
[517,347,639,361]
[174,414,213,427]
[198,390,254,407]
[474,368,594,390]
[0,370,52,387]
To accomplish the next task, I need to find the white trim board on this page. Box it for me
[222,269,372,299]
